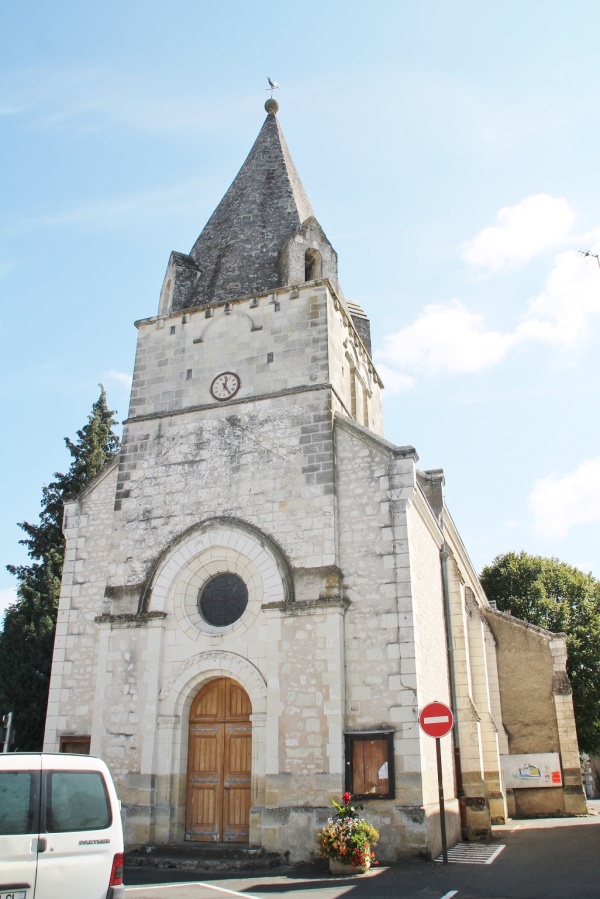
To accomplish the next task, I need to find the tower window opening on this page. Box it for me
[186,369,193,380]
[170,326,176,335]
[304,248,322,281]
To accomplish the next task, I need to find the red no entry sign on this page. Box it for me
[419,701,454,864]
[419,701,454,738]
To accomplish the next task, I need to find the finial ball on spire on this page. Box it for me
[265,98,279,115]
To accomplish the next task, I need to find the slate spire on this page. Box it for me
[185,100,314,308]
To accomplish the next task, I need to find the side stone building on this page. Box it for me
[44,99,586,861]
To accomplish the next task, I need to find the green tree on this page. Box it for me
[480,551,600,755]
[1,387,120,750]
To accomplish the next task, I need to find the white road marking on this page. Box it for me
[125,883,265,898]
[440,892,458,898]
[483,845,506,864]
[435,843,506,865]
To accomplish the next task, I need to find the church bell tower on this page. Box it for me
[49,97,575,862]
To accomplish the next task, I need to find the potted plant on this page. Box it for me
[317,792,379,874]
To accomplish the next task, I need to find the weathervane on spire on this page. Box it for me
[267,77,281,98]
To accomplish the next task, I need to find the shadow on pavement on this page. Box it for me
[125,812,600,899]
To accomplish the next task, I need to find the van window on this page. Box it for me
[46,771,111,832]
[0,771,38,834]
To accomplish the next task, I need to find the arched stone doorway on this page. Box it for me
[186,677,252,843]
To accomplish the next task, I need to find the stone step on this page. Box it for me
[125,842,290,872]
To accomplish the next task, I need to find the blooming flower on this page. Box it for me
[316,797,379,868]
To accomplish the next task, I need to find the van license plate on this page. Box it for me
[0,892,26,899]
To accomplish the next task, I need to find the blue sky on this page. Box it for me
[2,1,600,619]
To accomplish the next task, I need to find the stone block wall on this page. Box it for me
[333,418,462,857]
[406,500,454,808]
[325,290,382,435]
[46,276,391,857]
[108,393,338,597]
[485,610,586,817]
[128,282,381,433]
[50,257,570,860]
[44,461,119,751]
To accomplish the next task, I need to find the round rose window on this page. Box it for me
[198,573,248,627]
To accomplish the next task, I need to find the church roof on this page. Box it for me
[187,101,314,308]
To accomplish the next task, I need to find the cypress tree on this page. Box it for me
[1,386,120,749]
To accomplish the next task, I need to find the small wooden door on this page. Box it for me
[186,678,252,842]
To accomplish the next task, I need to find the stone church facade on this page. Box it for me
[44,100,586,861]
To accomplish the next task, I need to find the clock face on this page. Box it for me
[210,371,241,401]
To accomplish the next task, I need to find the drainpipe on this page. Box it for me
[440,527,467,837]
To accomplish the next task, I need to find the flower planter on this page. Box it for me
[317,795,379,875]
[329,852,371,875]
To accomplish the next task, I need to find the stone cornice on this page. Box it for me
[62,455,119,506]
[411,484,446,547]
[123,381,332,425]
[261,597,349,614]
[95,611,168,627]
[483,606,567,641]
[334,412,418,460]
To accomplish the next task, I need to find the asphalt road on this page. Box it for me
[124,804,600,899]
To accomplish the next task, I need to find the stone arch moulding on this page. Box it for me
[138,515,295,614]
[198,309,260,344]
[156,652,269,840]
[159,650,267,720]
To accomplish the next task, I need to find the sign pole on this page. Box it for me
[435,736,448,864]
[1,712,14,753]
[419,700,454,866]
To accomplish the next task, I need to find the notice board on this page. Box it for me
[501,753,562,789]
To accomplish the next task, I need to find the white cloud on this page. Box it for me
[461,194,575,272]
[0,588,17,623]
[375,216,600,387]
[519,247,600,348]
[376,301,516,385]
[376,364,416,393]
[529,457,600,540]
[104,370,133,389]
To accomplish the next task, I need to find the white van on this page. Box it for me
[0,753,124,899]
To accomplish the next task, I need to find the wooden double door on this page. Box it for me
[186,677,252,842]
